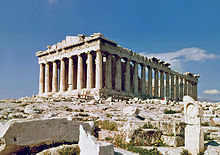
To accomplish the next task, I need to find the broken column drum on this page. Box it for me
[36,33,199,100]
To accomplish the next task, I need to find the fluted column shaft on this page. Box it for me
[180,78,183,100]
[171,75,174,100]
[60,59,66,92]
[188,81,192,97]
[77,55,83,90]
[96,51,103,89]
[141,65,146,95]
[160,71,164,98]
[125,59,131,92]
[194,82,198,100]
[184,79,188,96]
[52,61,58,93]
[175,76,179,101]
[106,55,112,89]
[45,63,51,93]
[134,62,138,94]
[115,57,121,91]
[154,69,159,97]
[39,63,45,94]
[192,82,197,100]
[68,57,74,91]
[165,72,170,98]
[148,66,152,97]
[87,52,93,89]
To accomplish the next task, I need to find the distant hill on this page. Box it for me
[198,96,220,103]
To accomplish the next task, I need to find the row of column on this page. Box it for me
[39,51,197,100]
[39,50,103,94]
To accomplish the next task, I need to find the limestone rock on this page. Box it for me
[123,106,140,116]
[0,118,92,155]
[204,145,220,155]
[79,125,114,155]
[36,144,80,155]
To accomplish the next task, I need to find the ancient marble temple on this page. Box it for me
[36,33,199,101]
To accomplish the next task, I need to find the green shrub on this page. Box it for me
[180,149,192,155]
[164,109,179,114]
[127,146,162,155]
[143,122,157,129]
[58,145,80,155]
[201,122,209,126]
[94,120,118,131]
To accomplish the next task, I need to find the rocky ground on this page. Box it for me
[0,96,219,154]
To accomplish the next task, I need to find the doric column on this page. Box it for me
[184,79,188,96]
[192,82,197,100]
[194,82,198,100]
[141,64,146,95]
[133,62,138,94]
[171,74,174,100]
[175,76,179,101]
[77,54,83,90]
[160,70,164,98]
[52,61,58,93]
[87,52,93,89]
[96,50,103,89]
[180,77,184,100]
[125,59,131,93]
[165,72,170,98]
[188,81,192,97]
[154,68,159,97]
[39,63,45,94]
[148,66,152,97]
[115,56,121,91]
[106,54,112,89]
[68,57,74,91]
[60,58,66,92]
[45,62,51,93]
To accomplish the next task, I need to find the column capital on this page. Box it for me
[114,55,121,60]
[147,65,152,69]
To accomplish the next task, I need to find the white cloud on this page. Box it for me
[203,89,220,95]
[140,47,216,72]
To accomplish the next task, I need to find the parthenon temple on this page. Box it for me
[36,33,199,101]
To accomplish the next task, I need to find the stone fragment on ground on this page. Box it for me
[79,125,114,155]
[0,118,92,155]
[36,144,80,155]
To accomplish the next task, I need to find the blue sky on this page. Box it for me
[0,0,220,101]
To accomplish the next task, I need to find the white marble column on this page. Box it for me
[77,55,83,90]
[160,70,164,98]
[39,63,45,94]
[134,62,138,94]
[148,66,152,97]
[165,72,170,98]
[96,50,103,89]
[188,81,192,97]
[60,58,66,92]
[87,52,93,89]
[180,77,183,100]
[184,79,188,96]
[154,68,159,97]
[106,54,112,89]
[175,76,179,101]
[52,61,58,93]
[141,64,146,95]
[45,63,51,93]
[68,57,74,91]
[125,59,131,93]
[192,82,198,100]
[171,75,174,100]
[115,56,121,91]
